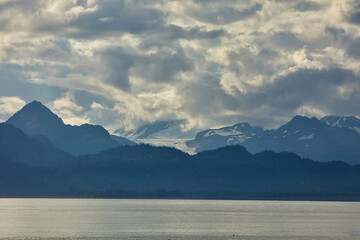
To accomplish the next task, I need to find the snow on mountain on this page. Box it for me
[186,122,264,153]
[114,120,201,153]
[321,115,360,134]
[187,115,360,164]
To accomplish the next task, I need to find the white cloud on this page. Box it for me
[295,105,329,119]
[48,92,89,126]
[0,96,26,122]
[0,0,360,131]
[90,102,106,110]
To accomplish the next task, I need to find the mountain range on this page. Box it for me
[114,119,200,152]
[0,122,69,166]
[6,101,135,156]
[1,100,360,200]
[1,142,360,199]
[186,115,360,164]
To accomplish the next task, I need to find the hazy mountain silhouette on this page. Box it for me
[0,123,69,166]
[187,115,360,164]
[1,134,360,199]
[110,134,137,146]
[5,144,357,199]
[2,101,360,199]
[6,101,134,155]
[244,116,360,164]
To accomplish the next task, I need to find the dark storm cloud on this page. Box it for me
[101,47,133,91]
[271,32,303,49]
[174,67,359,128]
[138,25,227,50]
[235,68,360,116]
[188,3,262,25]
[0,0,39,30]
[164,25,227,40]
[69,1,165,37]
[350,13,360,25]
[101,47,193,90]
[227,47,278,77]
[0,0,166,38]
[347,1,360,25]
[1,0,360,130]
[326,26,360,59]
[184,67,360,128]
[176,67,358,128]
[134,50,193,83]
[293,1,325,12]
[177,72,238,123]
[0,0,39,14]
[0,63,65,103]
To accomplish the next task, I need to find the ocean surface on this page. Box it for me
[0,198,359,239]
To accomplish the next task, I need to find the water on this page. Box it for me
[0,199,359,239]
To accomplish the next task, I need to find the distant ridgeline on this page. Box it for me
[0,101,360,200]
[186,115,360,165]
[6,101,136,156]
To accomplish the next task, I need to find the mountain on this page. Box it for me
[321,115,360,134]
[6,101,133,155]
[115,120,178,139]
[186,116,360,164]
[110,134,137,146]
[115,120,199,139]
[41,145,360,199]
[186,122,263,153]
[0,123,69,166]
[2,135,360,199]
[244,116,360,164]
[0,155,69,197]
[114,120,200,153]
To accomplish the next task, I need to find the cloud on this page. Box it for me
[271,31,303,49]
[100,47,133,91]
[333,0,360,25]
[325,26,360,60]
[163,25,227,40]
[237,68,360,119]
[100,46,193,91]
[293,1,325,12]
[48,92,90,126]
[134,49,193,83]
[0,96,26,122]
[1,0,360,132]
[69,1,165,38]
[188,1,262,25]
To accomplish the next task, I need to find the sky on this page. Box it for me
[0,0,360,132]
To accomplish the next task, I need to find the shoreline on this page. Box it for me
[2,193,360,202]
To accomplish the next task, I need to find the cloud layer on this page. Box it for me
[0,0,360,131]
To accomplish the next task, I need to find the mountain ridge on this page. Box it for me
[2,102,360,199]
[3,144,360,199]
[186,115,360,164]
[0,122,69,166]
[6,101,134,155]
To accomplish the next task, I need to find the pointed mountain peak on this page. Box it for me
[279,115,323,131]
[292,115,310,121]
[6,100,64,135]
[289,115,320,123]
[24,100,51,111]
[28,100,43,105]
